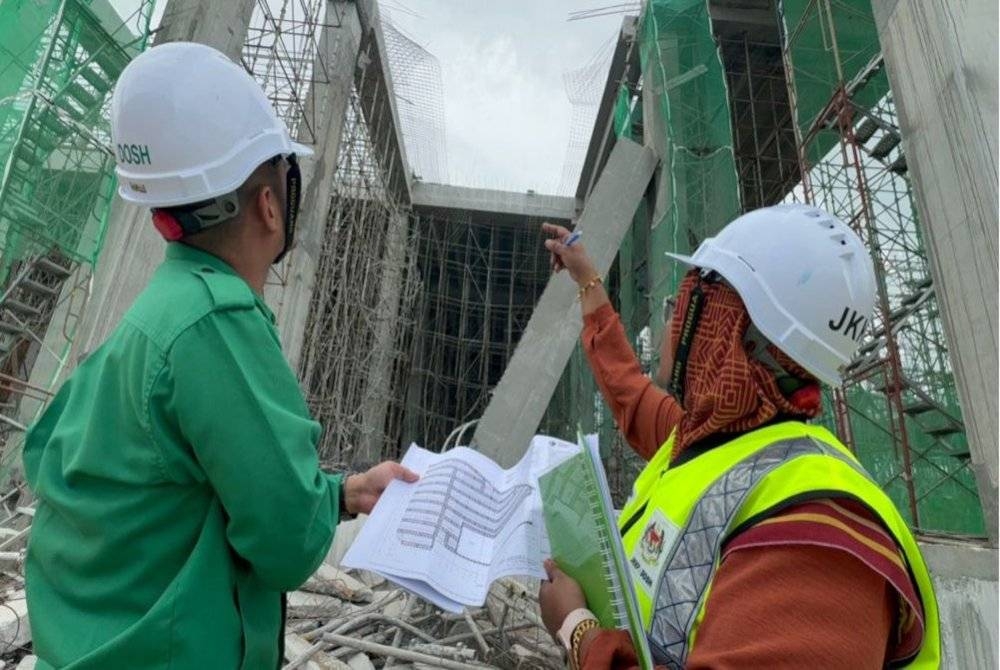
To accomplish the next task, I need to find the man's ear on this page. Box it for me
[255,183,282,234]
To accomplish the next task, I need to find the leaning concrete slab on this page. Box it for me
[472,138,657,467]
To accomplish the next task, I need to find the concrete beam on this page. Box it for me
[708,2,776,28]
[472,138,657,467]
[411,182,577,221]
[873,0,999,543]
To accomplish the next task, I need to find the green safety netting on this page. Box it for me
[544,0,985,533]
[0,0,152,283]
[782,0,888,161]
[612,83,634,139]
[817,387,984,535]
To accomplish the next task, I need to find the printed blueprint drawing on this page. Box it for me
[343,436,580,611]
[397,459,532,563]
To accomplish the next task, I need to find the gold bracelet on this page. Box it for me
[570,618,600,669]
[577,275,603,301]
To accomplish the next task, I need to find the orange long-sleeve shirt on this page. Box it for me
[578,304,923,669]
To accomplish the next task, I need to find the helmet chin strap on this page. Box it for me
[273,153,301,265]
[744,323,808,396]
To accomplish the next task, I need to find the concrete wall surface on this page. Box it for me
[919,538,999,668]
[873,0,999,542]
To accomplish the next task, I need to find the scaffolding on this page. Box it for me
[780,0,983,534]
[405,206,554,453]
[546,0,985,532]
[298,86,418,468]
[0,0,154,462]
[719,31,800,210]
[242,0,339,146]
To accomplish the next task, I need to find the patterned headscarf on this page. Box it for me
[668,270,822,456]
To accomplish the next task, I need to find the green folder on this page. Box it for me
[539,434,654,670]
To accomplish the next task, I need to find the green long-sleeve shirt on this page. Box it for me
[23,243,343,669]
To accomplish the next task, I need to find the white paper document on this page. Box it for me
[342,435,581,612]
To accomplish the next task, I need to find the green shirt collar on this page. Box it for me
[165,243,239,275]
[165,243,276,323]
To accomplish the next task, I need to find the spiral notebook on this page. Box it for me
[539,434,654,670]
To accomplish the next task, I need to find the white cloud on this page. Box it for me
[388,1,622,195]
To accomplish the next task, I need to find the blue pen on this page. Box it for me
[565,230,582,247]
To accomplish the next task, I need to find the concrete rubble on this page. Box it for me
[0,587,29,659]
[281,518,565,670]
[0,517,564,669]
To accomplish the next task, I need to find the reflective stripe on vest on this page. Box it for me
[618,421,940,669]
[648,436,860,666]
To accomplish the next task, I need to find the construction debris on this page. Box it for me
[0,589,29,654]
[282,521,565,670]
[303,564,375,603]
[0,512,564,669]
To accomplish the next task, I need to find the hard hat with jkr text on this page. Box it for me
[667,203,877,386]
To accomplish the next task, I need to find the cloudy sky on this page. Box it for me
[383,2,623,194]
[130,0,625,195]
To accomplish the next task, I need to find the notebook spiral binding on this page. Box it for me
[583,465,629,628]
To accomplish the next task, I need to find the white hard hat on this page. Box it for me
[667,203,877,386]
[111,42,312,208]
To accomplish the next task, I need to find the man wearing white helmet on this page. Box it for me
[537,205,939,669]
[23,42,417,669]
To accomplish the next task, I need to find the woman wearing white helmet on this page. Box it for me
[538,205,939,669]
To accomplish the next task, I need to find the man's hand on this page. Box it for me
[542,222,599,286]
[539,558,587,637]
[343,461,419,516]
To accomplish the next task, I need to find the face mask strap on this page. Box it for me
[274,153,301,264]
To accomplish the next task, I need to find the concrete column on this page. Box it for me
[357,210,409,464]
[154,0,255,59]
[873,0,999,542]
[918,538,998,668]
[265,1,363,372]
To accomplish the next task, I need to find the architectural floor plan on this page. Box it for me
[343,437,580,611]
[398,459,533,564]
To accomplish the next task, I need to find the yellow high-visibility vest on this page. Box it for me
[618,420,940,668]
